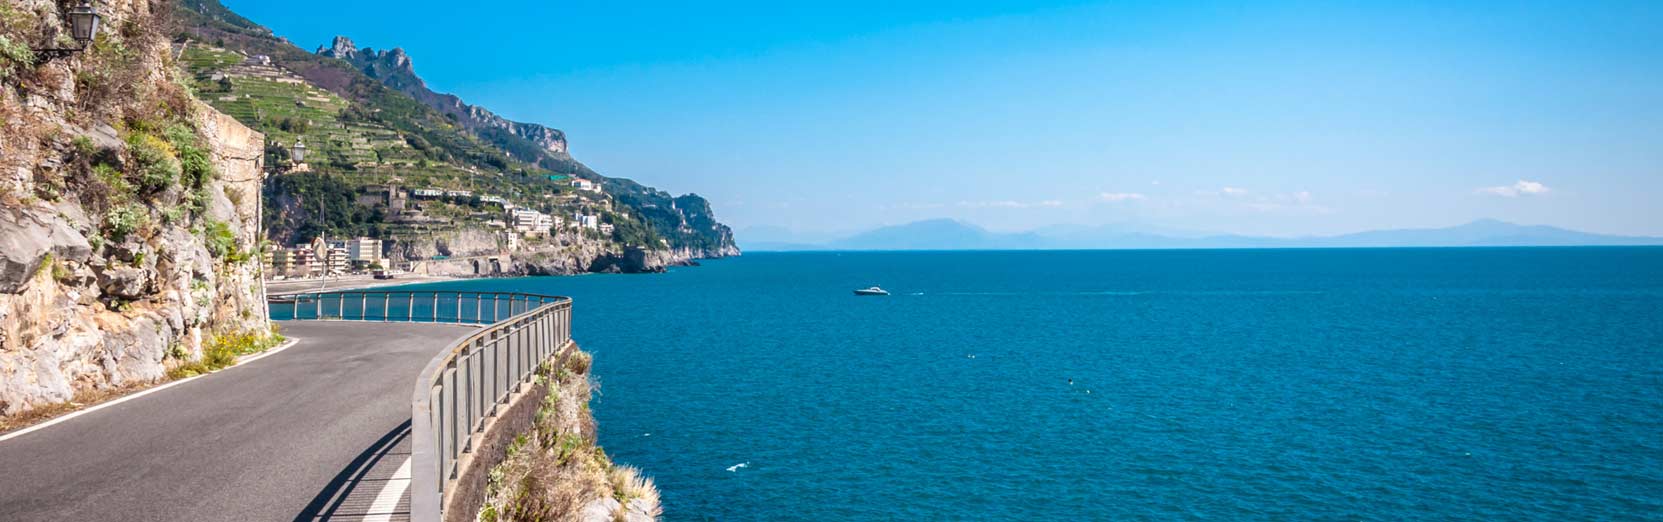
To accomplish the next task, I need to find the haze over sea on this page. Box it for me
[407,248,1663,520]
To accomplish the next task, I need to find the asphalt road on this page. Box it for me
[0,321,475,521]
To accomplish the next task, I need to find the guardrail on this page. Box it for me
[271,291,573,522]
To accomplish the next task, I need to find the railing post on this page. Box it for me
[360,293,367,320]
[384,293,391,321]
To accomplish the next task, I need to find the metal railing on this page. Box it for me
[269,291,563,325]
[271,290,573,522]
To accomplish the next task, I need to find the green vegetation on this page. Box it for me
[103,204,149,241]
[126,132,181,194]
[174,1,735,255]
[166,326,285,379]
[203,219,250,264]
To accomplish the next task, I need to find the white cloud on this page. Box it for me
[1038,200,1064,207]
[1098,192,1147,202]
[1220,187,1249,197]
[1477,180,1551,197]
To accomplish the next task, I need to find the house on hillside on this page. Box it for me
[571,178,601,193]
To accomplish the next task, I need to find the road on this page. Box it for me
[266,274,461,296]
[0,321,476,521]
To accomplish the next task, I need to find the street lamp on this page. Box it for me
[33,2,101,62]
[291,138,308,164]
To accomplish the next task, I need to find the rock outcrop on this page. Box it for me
[317,36,569,156]
[0,0,269,417]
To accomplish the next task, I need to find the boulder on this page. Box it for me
[0,206,92,293]
[97,266,150,299]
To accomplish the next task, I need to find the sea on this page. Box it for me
[400,248,1663,520]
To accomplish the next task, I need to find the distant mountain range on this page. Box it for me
[740,219,1663,251]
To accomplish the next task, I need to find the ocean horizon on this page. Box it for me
[399,247,1663,520]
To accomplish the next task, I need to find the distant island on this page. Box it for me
[741,219,1663,251]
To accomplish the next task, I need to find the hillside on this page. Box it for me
[171,0,736,273]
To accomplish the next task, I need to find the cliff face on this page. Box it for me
[408,227,708,278]
[474,350,661,522]
[0,0,268,416]
[317,36,569,156]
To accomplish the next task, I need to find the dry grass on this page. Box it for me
[0,381,152,435]
[478,348,662,521]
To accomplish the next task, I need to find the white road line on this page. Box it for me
[364,457,413,521]
[0,338,300,444]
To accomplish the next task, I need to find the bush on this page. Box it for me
[203,219,249,264]
[103,204,149,240]
[165,124,216,192]
[125,133,181,193]
[165,328,284,379]
[0,35,32,78]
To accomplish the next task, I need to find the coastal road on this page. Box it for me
[266,274,459,296]
[0,321,475,521]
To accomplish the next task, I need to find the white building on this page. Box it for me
[509,208,554,236]
[574,214,599,230]
[346,237,382,267]
[571,178,601,193]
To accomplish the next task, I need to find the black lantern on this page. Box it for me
[31,1,101,61]
[291,138,308,163]
[67,2,101,48]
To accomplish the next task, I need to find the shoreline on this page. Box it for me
[264,274,464,295]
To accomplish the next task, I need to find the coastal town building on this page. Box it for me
[269,248,298,275]
[574,214,599,230]
[571,178,601,193]
[346,237,383,268]
[510,208,555,236]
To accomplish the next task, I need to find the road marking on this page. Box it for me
[0,338,300,444]
[364,456,412,522]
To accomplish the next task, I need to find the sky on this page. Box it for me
[225,0,1663,238]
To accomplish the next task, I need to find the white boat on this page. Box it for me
[853,286,890,296]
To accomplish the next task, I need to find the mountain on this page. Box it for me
[173,0,737,268]
[316,36,568,157]
[827,219,1043,250]
[749,219,1663,251]
[1309,219,1659,247]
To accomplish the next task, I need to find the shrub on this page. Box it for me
[0,35,32,78]
[203,219,247,263]
[166,329,284,379]
[165,124,216,190]
[125,133,181,193]
[103,204,149,240]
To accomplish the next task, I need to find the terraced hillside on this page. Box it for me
[172,0,737,267]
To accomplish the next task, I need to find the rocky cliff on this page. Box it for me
[317,36,569,156]
[0,0,269,417]
[408,227,713,278]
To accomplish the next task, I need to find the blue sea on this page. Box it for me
[406,248,1663,520]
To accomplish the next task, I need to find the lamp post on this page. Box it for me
[291,138,308,164]
[33,2,101,62]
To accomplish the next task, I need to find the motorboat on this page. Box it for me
[853,286,890,296]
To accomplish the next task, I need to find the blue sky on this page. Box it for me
[226,0,1663,238]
